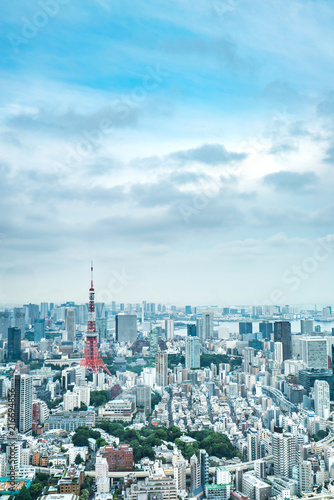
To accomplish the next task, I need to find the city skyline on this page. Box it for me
[1,0,334,304]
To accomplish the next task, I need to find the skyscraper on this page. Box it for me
[155,352,168,387]
[200,449,209,489]
[190,454,201,496]
[274,342,283,365]
[166,319,174,340]
[259,321,273,340]
[174,460,186,494]
[243,347,255,373]
[65,307,76,342]
[301,319,314,336]
[7,327,21,360]
[187,324,197,337]
[34,319,45,343]
[12,373,33,435]
[274,321,291,361]
[150,329,159,356]
[185,336,200,369]
[314,380,330,419]
[239,322,253,336]
[14,309,25,340]
[300,337,328,370]
[115,314,137,343]
[202,310,214,341]
[0,312,10,339]
[272,432,296,478]
[136,385,151,413]
[40,302,48,318]
[96,317,108,343]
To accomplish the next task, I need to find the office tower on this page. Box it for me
[136,385,151,413]
[299,461,313,494]
[115,314,137,343]
[272,432,296,478]
[187,324,197,337]
[95,302,105,319]
[200,449,209,488]
[259,321,273,340]
[80,263,111,375]
[196,318,203,342]
[274,342,283,364]
[26,303,39,324]
[96,317,108,343]
[247,429,260,461]
[314,380,330,419]
[243,347,255,373]
[14,309,25,340]
[239,322,253,336]
[190,454,201,495]
[65,307,76,342]
[254,459,266,479]
[12,373,33,435]
[174,460,186,494]
[202,310,214,341]
[301,319,314,336]
[274,321,291,360]
[185,336,200,369]
[7,327,21,360]
[40,302,48,318]
[300,337,327,370]
[34,319,45,343]
[166,319,174,340]
[0,312,10,339]
[150,329,159,356]
[299,369,333,399]
[185,305,192,315]
[155,352,168,387]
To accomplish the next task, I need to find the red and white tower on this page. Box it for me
[80,262,111,375]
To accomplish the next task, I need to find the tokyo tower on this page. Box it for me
[80,262,111,375]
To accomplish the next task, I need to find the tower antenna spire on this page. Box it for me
[91,260,94,289]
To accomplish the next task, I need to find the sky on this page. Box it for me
[1,0,334,306]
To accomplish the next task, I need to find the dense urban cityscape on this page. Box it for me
[1,268,334,500]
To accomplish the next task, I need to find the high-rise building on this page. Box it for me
[185,336,200,369]
[301,319,314,336]
[150,329,159,356]
[247,429,260,461]
[95,302,105,319]
[0,312,10,339]
[300,337,327,370]
[187,324,197,337]
[185,305,192,315]
[174,459,186,494]
[40,302,48,318]
[136,385,151,413]
[314,380,330,419]
[239,322,253,336]
[166,319,174,340]
[14,309,25,340]
[202,310,214,341]
[200,449,209,488]
[12,373,33,435]
[206,467,232,500]
[274,342,283,365]
[259,321,273,340]
[272,432,296,478]
[115,314,137,343]
[190,454,201,496]
[299,369,333,399]
[96,317,108,343]
[299,461,313,494]
[243,347,255,373]
[7,327,21,360]
[274,322,291,361]
[34,319,45,343]
[65,308,76,342]
[155,352,168,387]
